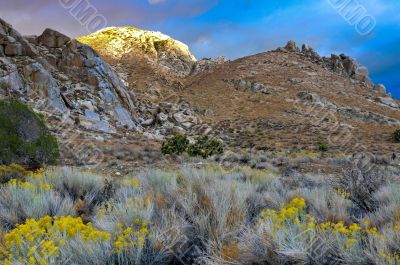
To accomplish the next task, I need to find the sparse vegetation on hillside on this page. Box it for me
[0,100,59,168]
[0,164,399,264]
[317,142,329,152]
[162,135,224,158]
[161,135,189,155]
[393,129,400,142]
[187,136,224,158]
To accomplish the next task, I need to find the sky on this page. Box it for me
[1,0,399,97]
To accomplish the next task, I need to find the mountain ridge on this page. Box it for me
[75,26,400,155]
[1,19,399,171]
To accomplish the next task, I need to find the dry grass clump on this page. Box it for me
[0,163,399,264]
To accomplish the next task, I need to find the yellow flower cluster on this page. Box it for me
[261,197,306,226]
[317,221,364,249]
[0,216,110,264]
[0,215,152,264]
[121,178,140,188]
[0,163,30,176]
[380,251,400,264]
[113,218,150,254]
[7,178,52,191]
[30,168,46,179]
[260,197,397,256]
[6,167,50,190]
[51,216,110,241]
[335,188,350,199]
[318,221,361,234]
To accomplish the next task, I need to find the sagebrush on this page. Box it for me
[0,164,399,264]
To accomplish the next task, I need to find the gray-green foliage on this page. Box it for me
[0,163,399,264]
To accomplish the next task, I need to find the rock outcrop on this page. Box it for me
[223,79,273,94]
[376,96,399,109]
[373,84,386,94]
[323,53,373,88]
[0,18,139,134]
[137,100,210,140]
[191,56,227,75]
[279,41,379,90]
[297,91,399,125]
[284,40,300,52]
[0,17,210,145]
[77,26,197,77]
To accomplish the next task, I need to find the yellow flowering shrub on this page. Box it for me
[0,165,46,185]
[3,168,56,192]
[30,168,46,180]
[380,251,400,264]
[335,188,350,199]
[113,218,150,254]
[0,216,110,264]
[289,151,320,158]
[121,178,140,188]
[7,178,52,191]
[261,197,400,259]
[0,163,30,177]
[0,215,151,264]
[261,197,306,227]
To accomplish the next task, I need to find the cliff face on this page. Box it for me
[0,19,139,134]
[77,27,197,77]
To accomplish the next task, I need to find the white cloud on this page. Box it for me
[148,0,165,5]
[196,36,211,45]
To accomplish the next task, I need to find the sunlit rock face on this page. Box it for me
[77,26,197,77]
[0,18,140,133]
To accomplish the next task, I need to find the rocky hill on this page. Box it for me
[77,26,196,77]
[77,27,400,156]
[0,18,209,170]
[180,41,400,154]
[1,17,399,171]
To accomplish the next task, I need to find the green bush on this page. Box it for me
[161,135,189,155]
[317,142,328,152]
[187,136,224,158]
[393,129,400,143]
[0,100,59,168]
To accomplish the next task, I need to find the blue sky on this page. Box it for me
[1,0,399,97]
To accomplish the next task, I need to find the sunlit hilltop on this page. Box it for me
[77,26,196,76]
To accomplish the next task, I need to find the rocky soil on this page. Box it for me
[179,41,399,154]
